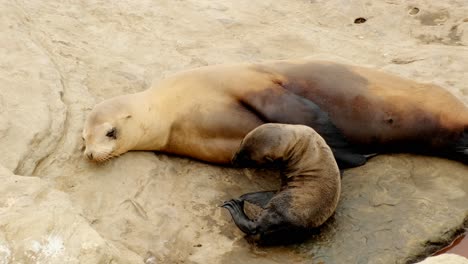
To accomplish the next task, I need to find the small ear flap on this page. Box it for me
[126,115,132,119]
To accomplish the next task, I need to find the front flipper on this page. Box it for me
[221,199,258,235]
[441,132,468,164]
[222,194,312,243]
[240,84,367,169]
[334,149,367,169]
[238,191,276,209]
[221,197,286,237]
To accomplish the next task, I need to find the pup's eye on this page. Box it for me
[106,128,117,139]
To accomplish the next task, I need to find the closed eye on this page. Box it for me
[106,128,117,139]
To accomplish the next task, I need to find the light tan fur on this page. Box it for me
[82,59,468,163]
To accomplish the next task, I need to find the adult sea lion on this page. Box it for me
[82,59,468,168]
[221,123,341,239]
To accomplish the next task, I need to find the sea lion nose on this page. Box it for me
[231,150,252,167]
[84,150,94,160]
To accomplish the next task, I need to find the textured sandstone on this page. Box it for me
[1,0,468,263]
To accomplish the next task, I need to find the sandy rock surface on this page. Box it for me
[1,0,468,263]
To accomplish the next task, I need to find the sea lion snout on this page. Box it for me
[231,150,255,167]
[83,147,96,161]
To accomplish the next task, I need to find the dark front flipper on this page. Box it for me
[453,149,468,164]
[437,149,468,165]
[241,85,368,169]
[238,191,276,209]
[222,194,313,244]
[443,132,468,164]
[221,199,258,235]
[334,149,368,169]
[221,198,287,237]
[408,131,468,165]
[223,192,294,232]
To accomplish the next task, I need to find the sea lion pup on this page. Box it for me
[221,123,341,240]
[82,59,468,168]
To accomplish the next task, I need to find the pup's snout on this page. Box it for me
[231,150,254,168]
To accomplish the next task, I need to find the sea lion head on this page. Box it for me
[232,123,292,167]
[82,97,138,162]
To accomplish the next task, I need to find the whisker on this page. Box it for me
[92,148,116,164]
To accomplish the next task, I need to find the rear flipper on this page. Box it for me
[240,84,368,169]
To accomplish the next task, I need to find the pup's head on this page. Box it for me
[231,124,289,167]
